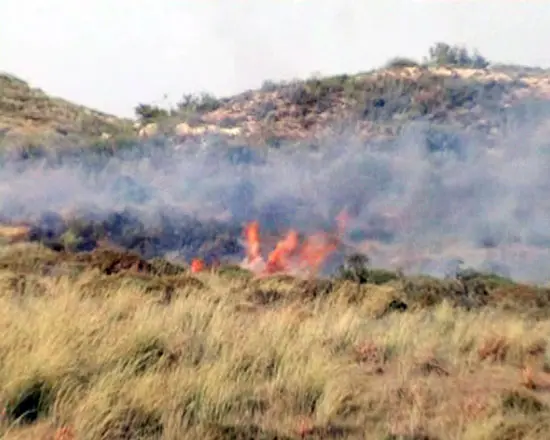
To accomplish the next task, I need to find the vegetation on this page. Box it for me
[0,73,133,137]
[133,104,170,124]
[424,42,490,69]
[134,92,222,125]
[0,244,550,439]
[1,42,547,152]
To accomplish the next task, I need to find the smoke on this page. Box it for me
[1,103,550,283]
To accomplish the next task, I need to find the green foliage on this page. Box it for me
[337,253,399,285]
[425,42,490,68]
[385,57,420,68]
[134,103,169,123]
[176,92,221,115]
[134,92,221,124]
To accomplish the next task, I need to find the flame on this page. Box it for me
[244,221,262,263]
[190,258,205,273]
[299,232,338,273]
[265,229,299,274]
[187,209,350,277]
[242,209,349,276]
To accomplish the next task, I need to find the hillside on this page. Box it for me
[1,54,550,279]
[2,45,550,439]
[2,57,550,152]
[0,73,134,150]
[4,59,550,151]
[135,64,550,147]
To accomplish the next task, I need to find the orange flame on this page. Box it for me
[244,221,262,263]
[243,209,349,277]
[299,232,338,273]
[265,229,299,274]
[190,258,205,273]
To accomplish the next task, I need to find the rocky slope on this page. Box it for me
[137,64,550,146]
[3,63,550,148]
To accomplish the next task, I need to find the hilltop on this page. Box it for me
[133,61,550,148]
[2,43,550,154]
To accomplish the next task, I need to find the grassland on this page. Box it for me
[1,243,550,439]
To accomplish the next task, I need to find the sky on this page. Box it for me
[2,0,550,118]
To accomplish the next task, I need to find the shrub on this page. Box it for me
[425,42,490,68]
[385,57,420,69]
[134,103,169,123]
[337,253,399,285]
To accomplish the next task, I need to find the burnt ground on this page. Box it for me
[8,209,245,266]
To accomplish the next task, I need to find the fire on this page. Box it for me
[299,232,339,272]
[265,229,299,274]
[243,210,348,276]
[190,258,205,273]
[188,209,349,276]
[244,221,262,263]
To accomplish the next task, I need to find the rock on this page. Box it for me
[174,122,207,136]
[174,122,242,137]
[138,122,158,138]
[218,126,242,136]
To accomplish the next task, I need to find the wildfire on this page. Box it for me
[189,210,349,276]
[243,210,349,276]
[265,229,299,274]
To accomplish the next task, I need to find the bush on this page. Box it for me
[337,253,399,285]
[385,57,420,69]
[425,42,490,68]
[176,92,221,114]
[134,103,169,123]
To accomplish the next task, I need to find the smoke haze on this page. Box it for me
[2,102,550,283]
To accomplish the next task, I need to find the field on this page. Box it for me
[1,243,550,439]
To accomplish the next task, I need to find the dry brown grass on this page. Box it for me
[0,244,550,439]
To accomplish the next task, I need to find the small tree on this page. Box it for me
[337,253,399,285]
[134,103,169,123]
[425,42,489,68]
[176,92,221,114]
[385,57,420,69]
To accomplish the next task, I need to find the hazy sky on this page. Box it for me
[3,1,549,118]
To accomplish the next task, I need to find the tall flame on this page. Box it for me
[188,210,349,276]
[242,209,349,276]
[244,221,261,263]
[265,229,299,274]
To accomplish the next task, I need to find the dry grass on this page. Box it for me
[0,244,550,439]
[0,73,133,152]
